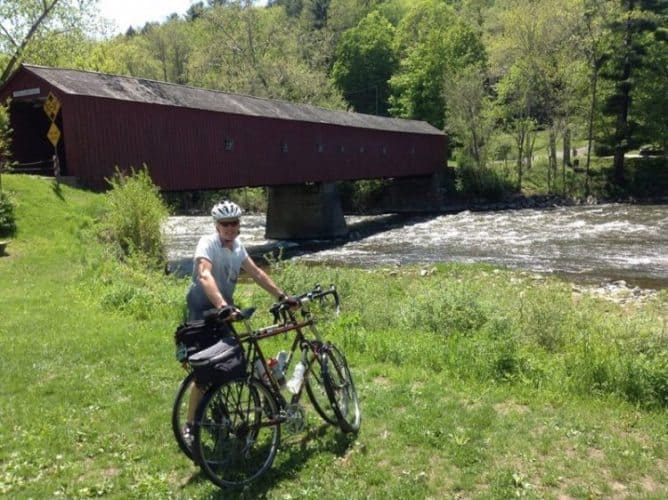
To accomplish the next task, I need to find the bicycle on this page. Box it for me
[187,284,361,488]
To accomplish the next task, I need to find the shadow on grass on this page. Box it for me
[183,423,357,498]
[51,179,65,201]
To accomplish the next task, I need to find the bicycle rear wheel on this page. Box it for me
[322,344,361,433]
[171,370,197,460]
[304,343,338,426]
[192,378,280,488]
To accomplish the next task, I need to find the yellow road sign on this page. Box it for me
[47,122,61,146]
[43,92,61,121]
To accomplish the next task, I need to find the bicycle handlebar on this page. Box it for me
[203,305,256,324]
[269,284,340,323]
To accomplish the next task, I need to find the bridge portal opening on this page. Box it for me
[8,98,65,175]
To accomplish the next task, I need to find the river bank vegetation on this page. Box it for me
[1,174,666,497]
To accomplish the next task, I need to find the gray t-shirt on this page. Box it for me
[186,233,249,320]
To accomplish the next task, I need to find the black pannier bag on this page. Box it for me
[174,320,224,363]
[188,337,247,386]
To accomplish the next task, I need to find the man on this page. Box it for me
[186,200,289,319]
[183,200,291,445]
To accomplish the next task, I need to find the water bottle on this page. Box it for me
[276,351,288,387]
[286,361,305,394]
[268,357,286,387]
[254,359,270,385]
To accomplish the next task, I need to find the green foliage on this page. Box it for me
[162,187,267,214]
[88,248,188,321]
[399,280,488,335]
[0,100,13,192]
[455,162,513,201]
[338,179,388,212]
[98,167,169,268]
[0,0,101,82]
[332,11,396,114]
[389,1,486,128]
[444,65,495,169]
[0,190,16,237]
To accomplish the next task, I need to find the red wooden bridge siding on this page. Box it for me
[0,65,446,191]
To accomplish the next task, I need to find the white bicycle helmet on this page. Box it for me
[211,200,243,222]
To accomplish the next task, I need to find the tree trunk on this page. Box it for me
[613,2,634,186]
[585,64,599,198]
[548,131,557,193]
[563,128,571,167]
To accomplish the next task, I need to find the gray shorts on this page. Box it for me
[186,284,233,321]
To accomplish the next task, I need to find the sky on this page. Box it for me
[97,0,198,34]
[97,0,269,35]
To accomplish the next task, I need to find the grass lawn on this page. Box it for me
[1,175,666,498]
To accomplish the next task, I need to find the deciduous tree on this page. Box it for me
[332,11,396,114]
[388,0,485,128]
[0,0,98,82]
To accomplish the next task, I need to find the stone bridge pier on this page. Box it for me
[265,183,348,240]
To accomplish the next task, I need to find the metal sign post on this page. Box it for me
[43,92,61,183]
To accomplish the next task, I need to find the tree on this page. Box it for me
[444,65,494,169]
[189,2,345,107]
[331,11,396,114]
[0,0,98,82]
[633,29,668,153]
[388,0,486,128]
[142,19,193,84]
[573,0,613,196]
[0,100,13,192]
[599,0,668,185]
[302,0,330,30]
[269,0,304,18]
[488,0,585,192]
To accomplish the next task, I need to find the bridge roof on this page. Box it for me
[21,64,443,136]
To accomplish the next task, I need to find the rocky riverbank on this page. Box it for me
[571,279,662,306]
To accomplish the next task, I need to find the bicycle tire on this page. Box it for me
[171,370,197,461]
[192,378,280,488]
[304,344,338,426]
[322,344,361,433]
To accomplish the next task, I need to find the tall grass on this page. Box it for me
[263,262,668,409]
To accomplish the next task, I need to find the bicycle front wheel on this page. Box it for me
[322,344,361,433]
[192,378,280,488]
[304,343,338,426]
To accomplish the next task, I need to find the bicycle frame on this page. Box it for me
[232,304,323,411]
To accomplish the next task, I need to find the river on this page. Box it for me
[164,203,668,290]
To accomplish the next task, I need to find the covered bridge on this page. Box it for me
[0,64,446,238]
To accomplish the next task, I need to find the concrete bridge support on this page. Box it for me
[376,172,444,212]
[265,183,348,240]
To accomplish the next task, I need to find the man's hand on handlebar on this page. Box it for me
[216,305,241,321]
[281,295,300,308]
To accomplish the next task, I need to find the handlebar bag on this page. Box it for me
[188,337,247,387]
[174,320,231,363]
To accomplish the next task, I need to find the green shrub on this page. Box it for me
[339,179,388,212]
[400,282,488,335]
[0,190,16,237]
[162,187,267,214]
[98,167,169,268]
[455,162,513,201]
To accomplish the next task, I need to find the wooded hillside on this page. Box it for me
[1,0,666,196]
